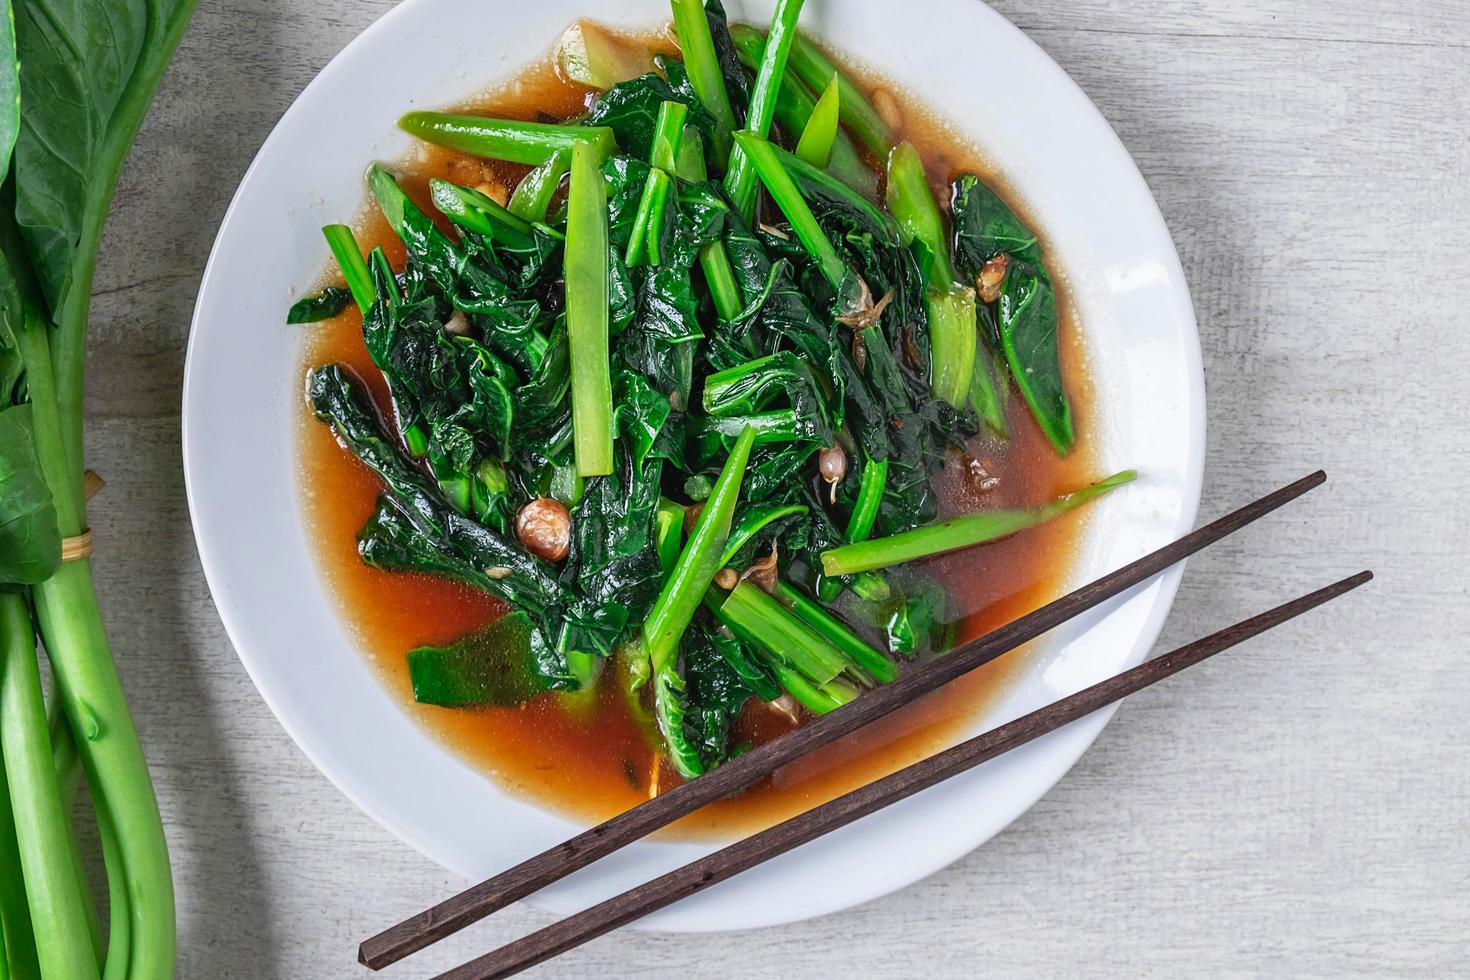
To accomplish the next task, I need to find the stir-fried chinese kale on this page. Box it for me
[297,1,1133,779]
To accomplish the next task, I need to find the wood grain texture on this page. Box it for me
[74,0,1467,976]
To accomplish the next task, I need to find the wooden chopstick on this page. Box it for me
[440,569,1373,980]
[359,471,1326,970]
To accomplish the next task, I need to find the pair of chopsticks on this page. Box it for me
[360,471,1371,978]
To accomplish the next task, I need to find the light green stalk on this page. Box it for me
[795,77,840,168]
[823,471,1138,575]
[722,0,805,223]
[0,594,98,978]
[565,140,614,477]
[669,0,740,165]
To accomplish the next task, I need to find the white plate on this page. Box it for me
[183,0,1204,932]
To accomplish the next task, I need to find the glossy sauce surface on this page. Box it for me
[299,31,1100,839]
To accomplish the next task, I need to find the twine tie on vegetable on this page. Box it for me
[60,470,105,561]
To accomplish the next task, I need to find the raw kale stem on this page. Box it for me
[565,140,615,477]
[887,141,977,410]
[0,594,97,978]
[508,148,571,223]
[823,470,1139,576]
[429,179,534,246]
[398,111,617,165]
[732,131,847,289]
[728,25,876,198]
[48,716,105,966]
[12,321,175,979]
[787,30,895,159]
[669,0,740,166]
[322,224,374,312]
[773,581,896,685]
[723,0,806,224]
[795,76,840,168]
[626,101,689,267]
[642,427,756,777]
[0,748,42,980]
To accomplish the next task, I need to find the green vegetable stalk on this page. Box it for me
[321,224,374,312]
[429,179,535,247]
[785,30,895,159]
[0,593,96,977]
[509,148,571,223]
[398,111,617,165]
[728,25,875,197]
[668,0,747,322]
[885,142,980,414]
[566,140,616,477]
[823,471,1138,575]
[715,582,860,713]
[642,426,756,776]
[731,131,846,289]
[669,0,740,166]
[795,77,840,168]
[773,581,895,685]
[626,101,688,267]
[722,0,805,224]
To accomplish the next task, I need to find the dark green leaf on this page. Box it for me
[287,286,353,324]
[998,262,1074,454]
[14,0,199,319]
[950,174,1044,275]
[407,612,550,708]
[0,403,60,585]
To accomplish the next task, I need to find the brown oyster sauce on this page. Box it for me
[299,31,1100,841]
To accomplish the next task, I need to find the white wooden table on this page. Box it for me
[81,0,1467,975]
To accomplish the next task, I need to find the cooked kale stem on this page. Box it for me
[723,0,805,224]
[321,224,374,312]
[795,76,840,168]
[642,427,756,776]
[885,142,955,283]
[786,31,895,158]
[844,455,888,542]
[429,178,534,245]
[701,244,745,321]
[887,142,979,409]
[732,131,847,289]
[566,140,615,477]
[626,101,689,267]
[773,580,896,685]
[670,0,739,165]
[728,25,875,197]
[643,427,757,672]
[823,471,1138,576]
[717,583,848,685]
[508,148,571,223]
[398,111,617,165]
